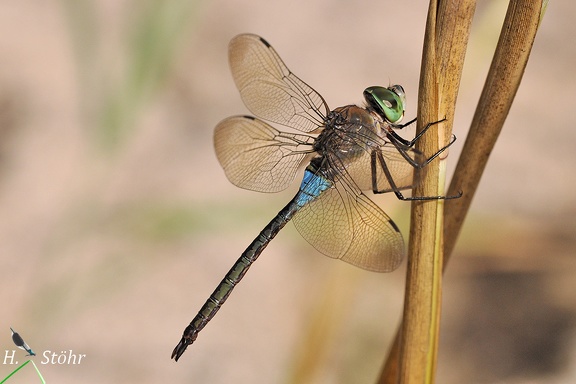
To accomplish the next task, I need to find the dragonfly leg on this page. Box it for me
[387,118,456,169]
[395,133,457,169]
[371,149,462,200]
[370,149,411,200]
[389,117,445,145]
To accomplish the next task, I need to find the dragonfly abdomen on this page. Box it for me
[295,166,333,208]
[172,196,303,361]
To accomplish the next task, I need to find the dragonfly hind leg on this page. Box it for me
[370,149,462,201]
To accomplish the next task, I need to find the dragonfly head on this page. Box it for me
[363,85,406,124]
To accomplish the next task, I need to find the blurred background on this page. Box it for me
[0,0,574,383]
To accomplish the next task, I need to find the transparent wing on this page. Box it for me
[214,115,315,193]
[229,34,329,132]
[293,166,405,272]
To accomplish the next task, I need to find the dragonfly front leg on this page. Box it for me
[387,118,456,169]
[388,117,443,147]
[370,149,462,201]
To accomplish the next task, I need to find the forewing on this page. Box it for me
[214,116,314,192]
[293,171,405,272]
[229,34,329,132]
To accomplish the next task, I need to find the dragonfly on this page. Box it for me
[10,327,36,357]
[172,33,458,361]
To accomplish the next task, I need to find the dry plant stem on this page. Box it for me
[378,0,475,383]
[443,0,545,264]
[397,3,442,382]
[379,0,545,383]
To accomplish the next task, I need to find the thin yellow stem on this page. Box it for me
[443,0,546,263]
[378,0,475,382]
[378,0,546,382]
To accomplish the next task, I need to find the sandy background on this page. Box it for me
[0,1,575,383]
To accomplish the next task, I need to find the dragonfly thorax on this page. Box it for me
[310,105,389,187]
[315,105,385,157]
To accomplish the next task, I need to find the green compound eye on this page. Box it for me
[363,85,406,123]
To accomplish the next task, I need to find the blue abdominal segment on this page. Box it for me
[295,170,332,208]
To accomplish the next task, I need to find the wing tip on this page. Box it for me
[388,218,401,233]
[258,36,272,48]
